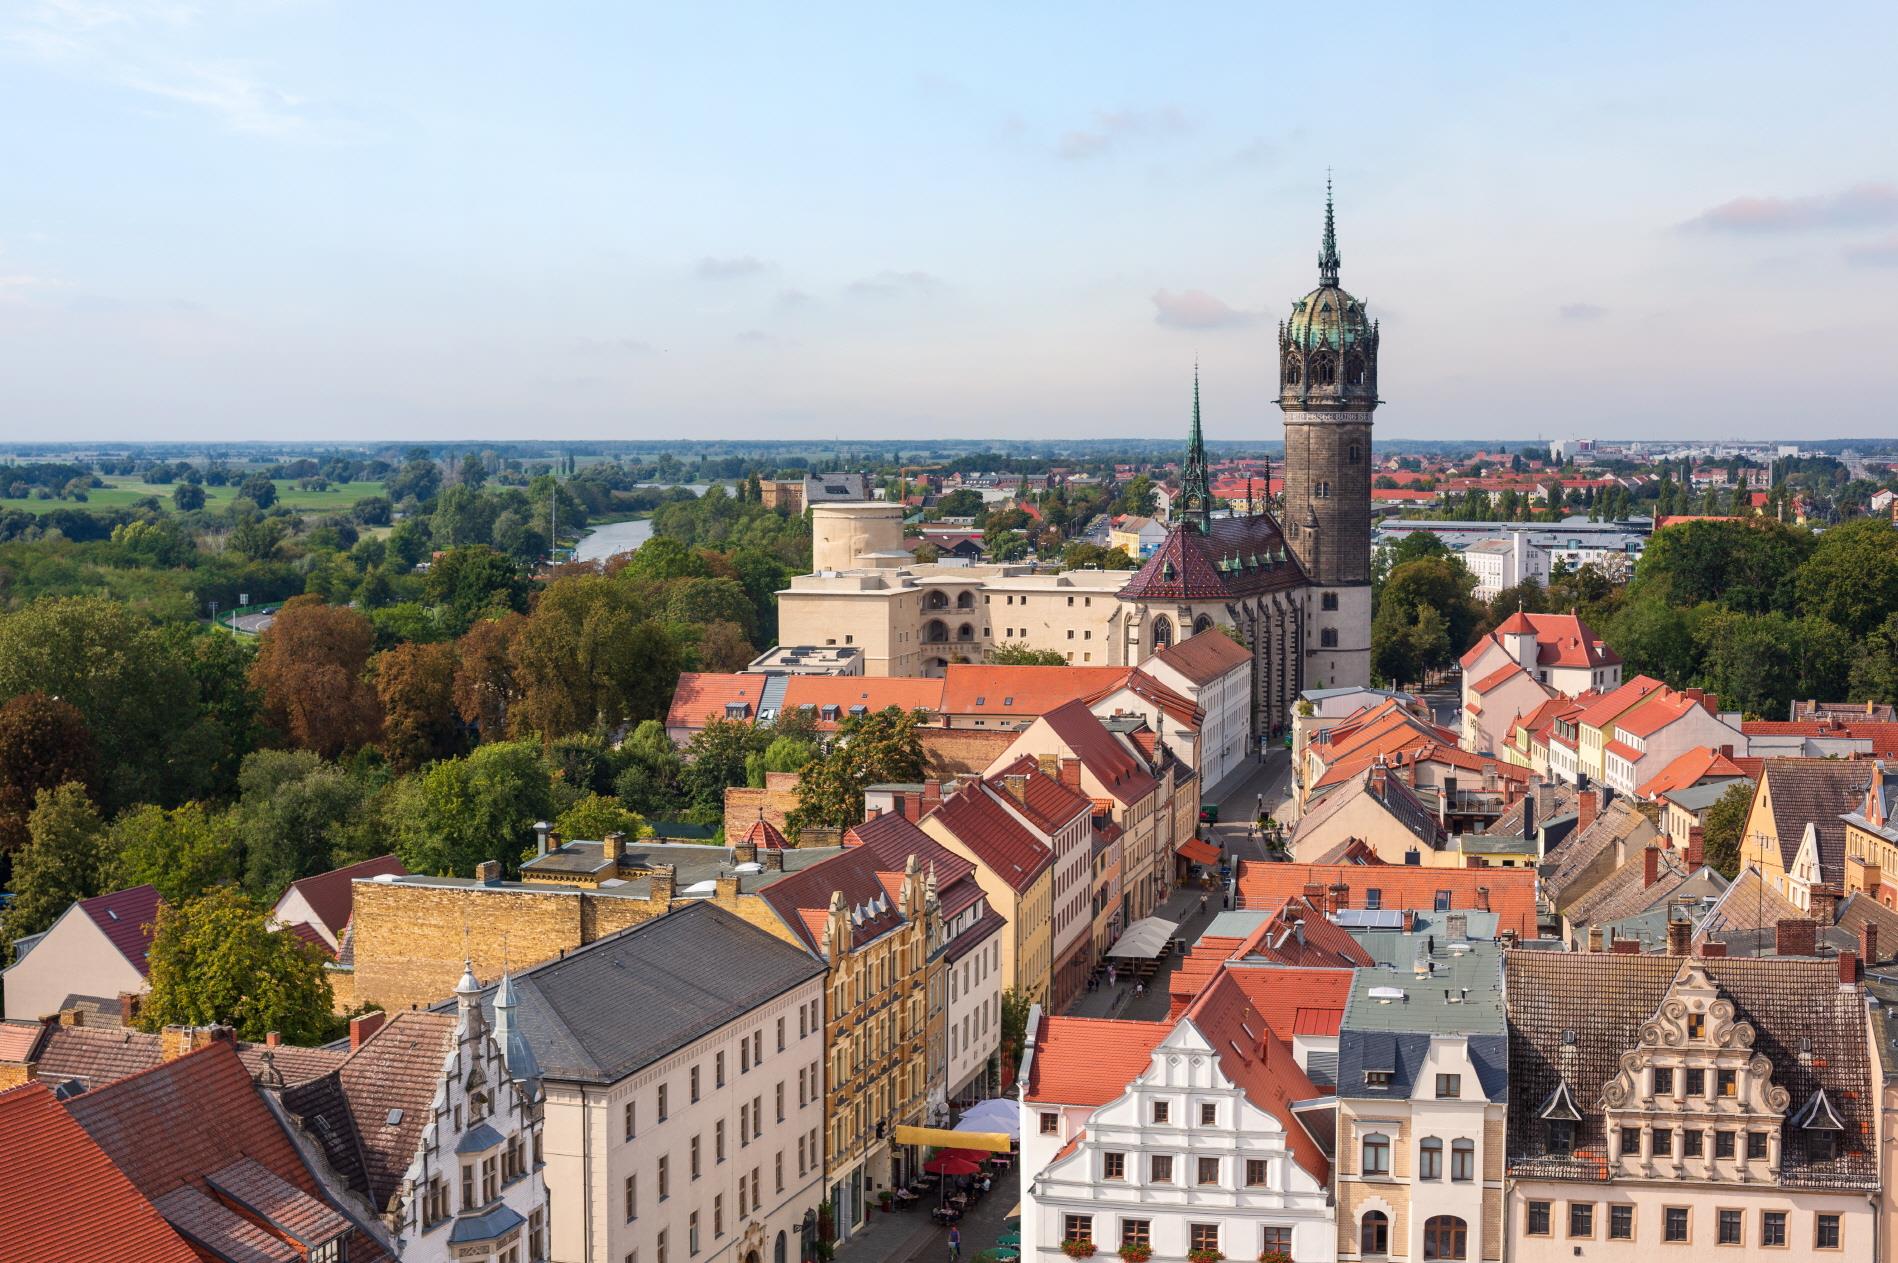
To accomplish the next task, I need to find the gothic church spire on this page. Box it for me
[1319,171,1340,287]
[1180,362,1212,533]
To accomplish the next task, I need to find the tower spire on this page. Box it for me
[1319,170,1340,287]
[1180,361,1212,533]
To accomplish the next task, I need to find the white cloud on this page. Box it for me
[1150,288,1255,330]
[1681,183,1898,233]
[1057,106,1187,161]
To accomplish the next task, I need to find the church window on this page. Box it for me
[1314,356,1336,387]
[1349,443,1362,464]
[1321,629,1338,648]
[1152,617,1173,650]
[1321,592,1339,611]
[1347,354,1367,387]
[1284,359,1302,386]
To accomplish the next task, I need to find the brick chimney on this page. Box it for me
[1368,756,1390,797]
[649,863,676,903]
[604,831,627,863]
[1578,789,1599,834]
[1003,773,1029,804]
[160,1025,233,1062]
[474,860,502,885]
[1839,950,1860,985]
[58,1008,85,1028]
[1644,846,1660,888]
[923,780,943,812]
[1328,882,1350,917]
[1686,825,1705,869]
[1863,920,1880,967]
[1668,918,1692,956]
[534,820,552,857]
[1475,886,1491,912]
[1775,917,1818,958]
[1809,884,1842,928]
[763,847,784,871]
[715,873,740,902]
[1587,925,1604,953]
[1611,937,1640,954]
[733,839,758,865]
[264,1031,281,1048]
[1700,939,1728,958]
[349,1010,387,1050]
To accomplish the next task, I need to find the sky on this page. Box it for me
[1,1,1896,444]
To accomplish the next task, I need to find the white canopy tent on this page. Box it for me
[954,1098,1020,1139]
[1106,916,1179,959]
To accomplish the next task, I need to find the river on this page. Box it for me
[573,518,654,563]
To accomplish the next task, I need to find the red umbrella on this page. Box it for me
[924,1155,983,1177]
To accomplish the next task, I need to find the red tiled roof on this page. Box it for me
[666,672,767,730]
[1576,675,1666,729]
[1235,862,1538,940]
[1233,898,1375,970]
[781,676,944,728]
[278,855,406,939]
[925,784,1054,893]
[1740,720,1898,757]
[988,759,1093,835]
[939,664,1129,717]
[1602,739,1642,763]
[742,817,790,850]
[758,844,914,955]
[1183,971,1329,1184]
[1461,611,1620,674]
[282,922,336,958]
[64,1041,390,1260]
[0,1082,198,1263]
[1036,700,1158,807]
[1224,965,1354,1043]
[77,885,164,977]
[1471,663,1528,695]
[1117,515,1307,603]
[1614,690,1708,738]
[0,1021,40,1063]
[1111,670,1204,731]
[1637,746,1749,800]
[1024,1016,1166,1105]
[1149,628,1252,686]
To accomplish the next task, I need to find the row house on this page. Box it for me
[1739,758,1868,912]
[755,845,936,1241]
[1504,951,1877,1261]
[989,698,1182,925]
[1458,612,1622,754]
[841,812,1006,1108]
[983,756,1097,1010]
[919,776,1056,1006]
[1022,965,1338,1262]
[1300,698,1457,812]
[471,903,829,1263]
[1599,688,1745,797]
[1289,761,1451,866]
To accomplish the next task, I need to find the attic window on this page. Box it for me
[1365,888,1382,910]
[1364,1070,1392,1088]
[1003,697,1014,706]
[386,1108,404,1126]
[975,696,986,706]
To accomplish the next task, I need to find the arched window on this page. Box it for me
[1423,1215,1468,1260]
[1193,614,1214,635]
[956,591,975,609]
[1346,353,1366,387]
[923,619,948,643]
[1361,1132,1390,1175]
[1451,1139,1475,1182]
[775,1231,788,1263]
[1360,1210,1390,1256]
[1284,358,1302,386]
[1151,616,1174,651]
[1419,1137,1443,1179]
[1348,443,1362,464]
[1314,356,1337,387]
[926,591,948,610]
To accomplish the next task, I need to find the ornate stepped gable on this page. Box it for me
[1504,953,1874,1190]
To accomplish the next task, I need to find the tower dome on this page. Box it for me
[1279,176,1379,411]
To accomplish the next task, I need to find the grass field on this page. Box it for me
[0,477,388,514]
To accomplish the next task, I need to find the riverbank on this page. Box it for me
[572,516,654,563]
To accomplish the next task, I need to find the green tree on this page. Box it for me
[249,597,383,758]
[0,692,96,860]
[989,642,1068,666]
[1377,556,1482,654]
[1060,542,1137,571]
[0,596,209,809]
[554,793,647,841]
[1848,613,1898,704]
[235,750,378,897]
[680,719,762,815]
[171,482,206,511]
[1605,596,1702,687]
[373,641,465,771]
[1113,476,1157,516]
[1629,518,1811,615]
[509,577,682,737]
[386,740,555,875]
[1700,780,1755,878]
[986,530,1030,562]
[3,784,111,950]
[430,485,498,550]
[786,708,926,834]
[138,887,336,1044]
[425,545,529,633]
[1795,516,1898,638]
[107,802,240,903]
[238,473,278,509]
[458,452,489,490]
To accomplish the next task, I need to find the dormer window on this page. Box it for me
[1546,1120,1575,1155]
[1364,1069,1392,1088]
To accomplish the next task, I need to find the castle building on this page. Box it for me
[773,186,1378,733]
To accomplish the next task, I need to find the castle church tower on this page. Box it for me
[1279,179,1376,688]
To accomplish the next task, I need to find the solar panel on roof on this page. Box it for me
[1333,908,1404,929]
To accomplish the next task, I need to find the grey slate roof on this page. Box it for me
[1337,1030,1508,1103]
[462,902,825,1085]
[1336,933,1509,1100]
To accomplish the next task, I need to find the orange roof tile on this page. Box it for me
[1636,746,1748,799]
[1235,862,1538,940]
[1149,628,1252,686]
[1576,675,1666,729]
[666,673,768,731]
[1024,1016,1166,1105]
[781,676,944,728]
[0,1082,198,1263]
[1183,971,1329,1184]
[939,664,1129,717]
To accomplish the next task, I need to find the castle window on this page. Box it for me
[1321,592,1339,611]
[1314,481,1330,499]
[1152,617,1173,651]
[1284,359,1301,386]
[1321,628,1338,648]
[1314,356,1336,387]
[1349,443,1362,464]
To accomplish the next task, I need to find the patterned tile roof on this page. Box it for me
[1636,746,1750,799]
[1117,514,1306,602]
[939,664,1130,717]
[780,676,945,728]
[1503,952,1876,1189]
[757,837,917,955]
[23,1023,347,1094]
[1037,700,1159,807]
[1758,757,1866,876]
[665,672,768,731]
[0,1081,198,1263]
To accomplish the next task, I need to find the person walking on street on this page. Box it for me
[948,1226,962,1262]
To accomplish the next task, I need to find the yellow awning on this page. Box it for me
[892,1125,1012,1152]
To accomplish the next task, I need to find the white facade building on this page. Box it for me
[1021,969,1337,1263]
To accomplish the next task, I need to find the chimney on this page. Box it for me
[734,840,758,865]
[604,831,627,862]
[923,780,943,811]
[715,874,740,902]
[1644,846,1660,889]
[1700,939,1728,958]
[1587,925,1604,953]
[116,991,143,1024]
[1404,909,1417,932]
[1611,937,1641,954]
[650,863,676,903]
[1369,756,1390,797]
[1328,882,1350,917]
[1668,918,1692,956]
[534,820,552,857]
[1003,773,1029,804]
[1578,790,1599,834]
[1809,884,1841,928]
[1522,791,1536,842]
[1775,917,1818,958]
[160,1025,228,1061]
[762,847,784,872]
[475,860,502,885]
[264,1031,281,1048]
[1447,911,1469,940]
[1864,921,1881,967]
[1475,885,1491,912]
[349,1010,387,1050]
[58,1008,84,1028]
[1686,826,1705,869]
[1839,950,1860,986]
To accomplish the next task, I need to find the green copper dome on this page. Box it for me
[1285,284,1373,350]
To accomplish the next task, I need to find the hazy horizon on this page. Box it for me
[3,2,1895,443]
